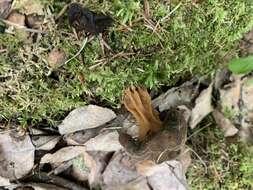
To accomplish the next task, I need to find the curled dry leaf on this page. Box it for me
[0,131,35,180]
[212,110,238,137]
[47,48,67,68]
[190,83,214,128]
[58,105,116,135]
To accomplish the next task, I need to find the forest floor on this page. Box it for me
[0,0,253,189]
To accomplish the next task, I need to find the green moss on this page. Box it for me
[187,126,253,189]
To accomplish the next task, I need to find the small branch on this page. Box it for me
[28,171,88,190]
[55,4,70,20]
[1,19,47,34]
[160,2,182,22]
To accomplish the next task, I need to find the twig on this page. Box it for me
[143,0,150,18]
[89,52,135,70]
[0,49,7,53]
[55,4,70,20]
[28,171,88,190]
[161,2,182,22]
[46,37,88,76]
[63,37,88,66]
[186,146,208,173]
[1,19,47,34]
[187,122,212,140]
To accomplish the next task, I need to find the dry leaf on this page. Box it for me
[212,110,238,137]
[84,131,123,152]
[190,83,213,128]
[0,176,10,186]
[58,105,116,135]
[64,127,101,146]
[152,79,199,112]
[47,48,67,68]
[0,0,12,19]
[40,146,86,164]
[32,136,60,150]
[147,161,188,190]
[7,11,25,26]
[0,131,35,180]
[102,151,140,188]
[84,151,111,188]
[219,76,241,115]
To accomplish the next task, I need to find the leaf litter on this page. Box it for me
[0,1,253,189]
[1,68,252,189]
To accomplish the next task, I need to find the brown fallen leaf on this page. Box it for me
[47,48,67,68]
